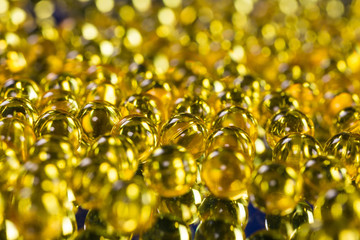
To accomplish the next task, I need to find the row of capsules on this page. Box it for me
[1,1,360,240]
[2,60,360,240]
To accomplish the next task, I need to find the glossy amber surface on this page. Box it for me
[112,115,157,163]
[143,145,197,197]
[212,106,258,143]
[249,162,303,216]
[265,109,314,149]
[198,195,248,228]
[100,177,158,235]
[160,113,207,159]
[78,101,121,141]
[272,133,323,170]
[201,148,252,200]
[194,219,245,240]
[325,132,360,179]
[89,135,138,180]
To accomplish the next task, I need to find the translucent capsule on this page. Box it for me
[112,115,158,163]
[284,81,319,118]
[41,73,84,99]
[34,110,82,149]
[325,132,360,179]
[265,109,314,149]
[272,133,323,171]
[249,162,303,216]
[259,92,299,127]
[100,177,158,235]
[71,157,119,209]
[248,230,286,240]
[173,96,213,125]
[141,215,191,240]
[301,156,350,203]
[214,87,252,113]
[212,106,258,143]
[332,107,360,135]
[314,186,360,225]
[0,78,41,106]
[39,89,80,116]
[78,101,121,141]
[0,97,38,126]
[320,91,359,126]
[29,136,79,178]
[123,94,164,126]
[141,79,174,113]
[194,219,245,240]
[265,201,314,238]
[8,186,65,240]
[206,126,255,163]
[0,117,36,162]
[85,209,131,239]
[89,135,138,180]
[160,113,207,159]
[143,145,197,197]
[198,195,248,228]
[86,83,123,107]
[158,188,202,225]
[201,148,252,200]
[17,160,68,201]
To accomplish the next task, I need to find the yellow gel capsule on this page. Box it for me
[143,145,197,197]
[141,215,192,240]
[34,110,82,149]
[325,132,360,179]
[84,209,132,239]
[112,115,158,163]
[0,117,36,162]
[173,96,213,125]
[41,73,84,99]
[198,195,248,228]
[8,189,65,240]
[249,162,303,216]
[194,219,245,240]
[265,109,315,149]
[86,82,123,107]
[100,177,158,235]
[39,89,80,116]
[259,92,299,127]
[89,135,138,180]
[212,106,258,143]
[123,93,164,127]
[201,147,252,200]
[29,135,80,179]
[272,133,323,171]
[332,106,360,135]
[78,101,121,141]
[206,126,255,165]
[0,78,41,106]
[0,97,38,126]
[160,113,207,159]
[301,156,350,203]
[314,186,360,226]
[158,188,202,225]
[71,157,119,209]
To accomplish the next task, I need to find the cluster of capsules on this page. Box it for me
[1,0,360,239]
